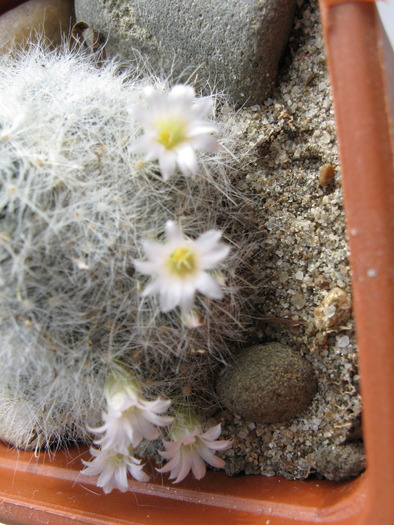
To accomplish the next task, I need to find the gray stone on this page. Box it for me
[75,0,296,106]
[217,343,317,423]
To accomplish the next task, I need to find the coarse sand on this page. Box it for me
[215,0,363,480]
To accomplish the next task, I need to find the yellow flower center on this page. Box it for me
[167,245,196,276]
[155,118,187,149]
[112,453,125,466]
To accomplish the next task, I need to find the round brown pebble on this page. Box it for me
[216,343,317,423]
[318,163,335,186]
[0,0,75,55]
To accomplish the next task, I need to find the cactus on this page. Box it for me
[0,41,253,470]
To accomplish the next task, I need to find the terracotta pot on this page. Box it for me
[0,0,393,523]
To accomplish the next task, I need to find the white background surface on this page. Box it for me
[377,0,394,50]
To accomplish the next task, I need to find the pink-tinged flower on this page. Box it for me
[93,379,173,452]
[81,447,149,494]
[157,422,232,484]
[134,221,230,314]
[132,85,218,180]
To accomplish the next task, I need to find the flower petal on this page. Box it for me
[199,244,230,269]
[158,150,177,180]
[129,461,150,482]
[132,135,161,160]
[173,448,194,483]
[114,463,129,492]
[143,85,165,108]
[142,410,174,427]
[188,121,218,137]
[133,259,158,275]
[203,439,233,451]
[157,450,181,473]
[200,423,222,441]
[194,230,222,250]
[97,463,116,488]
[159,440,182,459]
[195,272,223,299]
[141,278,162,298]
[165,220,185,244]
[142,240,168,260]
[133,415,160,443]
[169,85,196,104]
[160,280,183,312]
[143,397,172,414]
[198,445,226,469]
[191,96,214,119]
[190,133,218,151]
[176,145,198,176]
[191,452,207,480]
[179,282,196,314]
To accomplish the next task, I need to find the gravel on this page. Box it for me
[214,0,363,480]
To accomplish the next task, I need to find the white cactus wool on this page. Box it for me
[0,41,255,487]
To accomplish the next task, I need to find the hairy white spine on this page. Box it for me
[0,42,252,457]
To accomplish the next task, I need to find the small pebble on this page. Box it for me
[314,287,352,330]
[319,163,335,186]
[337,335,350,348]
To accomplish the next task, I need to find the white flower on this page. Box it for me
[81,447,149,494]
[93,379,173,451]
[157,422,232,484]
[134,221,230,314]
[132,85,218,180]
